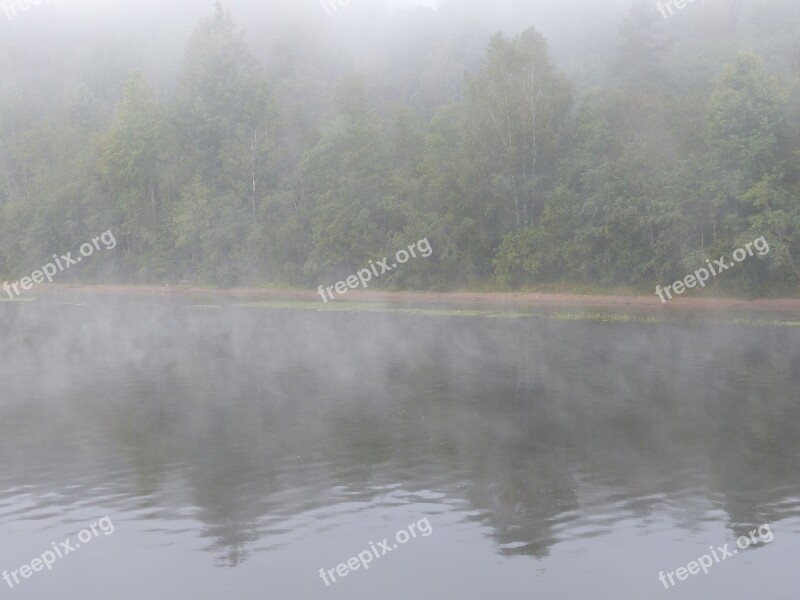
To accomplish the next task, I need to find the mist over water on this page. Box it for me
[1,297,798,598]
[2,0,800,596]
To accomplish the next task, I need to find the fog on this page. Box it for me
[1,0,799,598]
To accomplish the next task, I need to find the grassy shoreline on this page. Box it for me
[14,283,800,313]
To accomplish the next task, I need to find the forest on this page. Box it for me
[1,0,798,295]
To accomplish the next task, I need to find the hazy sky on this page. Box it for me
[386,0,440,7]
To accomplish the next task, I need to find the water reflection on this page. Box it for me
[0,297,798,596]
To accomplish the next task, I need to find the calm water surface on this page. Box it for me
[1,296,799,599]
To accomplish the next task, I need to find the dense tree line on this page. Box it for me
[1,0,798,294]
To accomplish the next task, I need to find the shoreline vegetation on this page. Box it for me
[3,4,800,300]
[15,284,800,315]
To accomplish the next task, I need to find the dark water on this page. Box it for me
[1,296,799,599]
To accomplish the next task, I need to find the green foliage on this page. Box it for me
[465,27,572,230]
[1,3,798,296]
[707,51,789,185]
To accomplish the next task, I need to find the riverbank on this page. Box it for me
[20,284,800,313]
